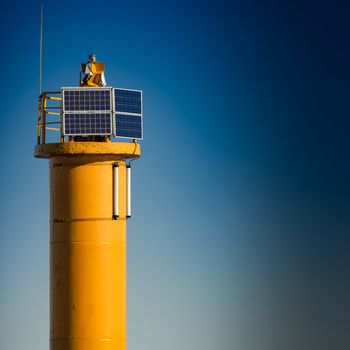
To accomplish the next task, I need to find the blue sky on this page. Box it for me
[0,1,350,349]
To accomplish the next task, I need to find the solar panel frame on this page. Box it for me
[114,113,143,140]
[113,88,143,116]
[59,87,143,139]
[63,112,113,136]
[62,87,113,113]
[113,88,143,139]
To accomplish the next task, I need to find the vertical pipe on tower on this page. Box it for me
[114,163,119,219]
[126,165,131,218]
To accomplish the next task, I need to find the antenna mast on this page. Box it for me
[39,5,43,95]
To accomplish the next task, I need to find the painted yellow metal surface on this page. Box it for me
[35,142,140,350]
[35,141,140,159]
[81,62,105,87]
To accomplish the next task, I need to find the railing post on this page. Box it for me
[42,93,46,144]
[37,96,42,145]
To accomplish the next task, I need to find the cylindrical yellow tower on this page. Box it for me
[35,141,140,350]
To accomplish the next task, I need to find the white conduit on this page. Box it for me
[113,163,119,219]
[126,165,131,218]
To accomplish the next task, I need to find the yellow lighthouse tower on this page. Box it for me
[35,55,142,350]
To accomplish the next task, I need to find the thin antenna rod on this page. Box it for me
[39,4,43,95]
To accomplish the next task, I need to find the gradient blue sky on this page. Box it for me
[0,1,350,349]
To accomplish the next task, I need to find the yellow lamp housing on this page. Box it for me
[80,55,107,87]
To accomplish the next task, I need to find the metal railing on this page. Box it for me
[37,91,63,145]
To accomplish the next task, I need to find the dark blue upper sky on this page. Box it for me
[0,1,349,349]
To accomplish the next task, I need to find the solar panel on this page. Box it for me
[63,113,112,136]
[60,87,143,139]
[63,88,112,112]
[114,114,143,139]
[115,89,142,114]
